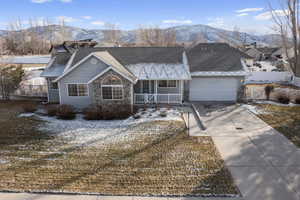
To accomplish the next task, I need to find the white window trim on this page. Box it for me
[101,75,124,100]
[67,83,89,97]
[158,80,178,88]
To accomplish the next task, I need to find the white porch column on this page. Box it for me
[155,80,158,103]
[180,80,184,103]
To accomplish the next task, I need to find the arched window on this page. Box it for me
[101,75,123,100]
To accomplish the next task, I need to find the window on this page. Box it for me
[50,82,58,90]
[101,75,123,100]
[158,80,177,88]
[68,84,88,96]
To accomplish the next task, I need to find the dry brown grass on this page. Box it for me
[0,101,239,196]
[257,104,300,148]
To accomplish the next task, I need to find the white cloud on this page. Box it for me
[237,13,249,17]
[236,8,264,13]
[91,21,105,26]
[82,16,92,20]
[60,0,72,2]
[31,0,52,3]
[255,10,287,20]
[162,19,193,24]
[56,16,77,23]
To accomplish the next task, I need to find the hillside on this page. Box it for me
[0,24,281,46]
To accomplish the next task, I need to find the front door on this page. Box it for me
[141,80,156,103]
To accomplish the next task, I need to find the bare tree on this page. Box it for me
[3,18,51,55]
[270,0,300,76]
[55,19,73,44]
[103,23,122,46]
[137,26,177,46]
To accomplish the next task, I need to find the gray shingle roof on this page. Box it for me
[186,43,247,72]
[40,52,72,77]
[71,47,184,67]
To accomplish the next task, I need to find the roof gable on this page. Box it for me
[54,52,137,83]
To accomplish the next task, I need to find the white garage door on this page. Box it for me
[189,77,239,101]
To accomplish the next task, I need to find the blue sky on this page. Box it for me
[0,0,283,34]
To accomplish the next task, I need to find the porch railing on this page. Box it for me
[134,93,182,104]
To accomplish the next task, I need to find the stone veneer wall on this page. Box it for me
[92,70,132,105]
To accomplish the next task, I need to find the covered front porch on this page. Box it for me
[134,80,184,104]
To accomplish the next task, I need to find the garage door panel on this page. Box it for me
[189,77,238,101]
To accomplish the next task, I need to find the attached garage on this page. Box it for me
[189,77,242,102]
[186,43,250,102]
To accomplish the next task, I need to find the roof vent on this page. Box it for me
[90,58,98,65]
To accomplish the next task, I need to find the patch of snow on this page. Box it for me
[242,104,266,115]
[18,113,35,118]
[0,159,9,164]
[254,100,300,107]
[17,157,34,161]
[250,61,278,72]
[35,108,183,147]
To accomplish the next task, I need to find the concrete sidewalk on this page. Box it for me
[0,193,244,200]
[192,103,300,200]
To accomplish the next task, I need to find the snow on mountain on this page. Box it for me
[0,24,281,46]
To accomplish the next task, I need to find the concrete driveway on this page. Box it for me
[192,103,300,200]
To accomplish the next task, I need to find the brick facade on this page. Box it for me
[92,70,132,105]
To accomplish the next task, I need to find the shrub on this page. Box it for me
[83,105,103,120]
[264,85,274,100]
[46,105,57,116]
[102,104,134,120]
[276,93,290,104]
[22,103,37,113]
[133,114,141,119]
[295,96,300,104]
[159,111,167,117]
[56,104,76,120]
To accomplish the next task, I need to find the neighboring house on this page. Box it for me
[257,47,281,60]
[0,55,51,69]
[186,43,248,102]
[245,47,283,61]
[41,43,248,108]
[245,48,264,61]
[0,55,51,97]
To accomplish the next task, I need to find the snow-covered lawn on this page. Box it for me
[250,61,277,72]
[24,108,183,147]
[0,102,239,197]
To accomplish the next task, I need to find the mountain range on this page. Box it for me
[0,24,281,46]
